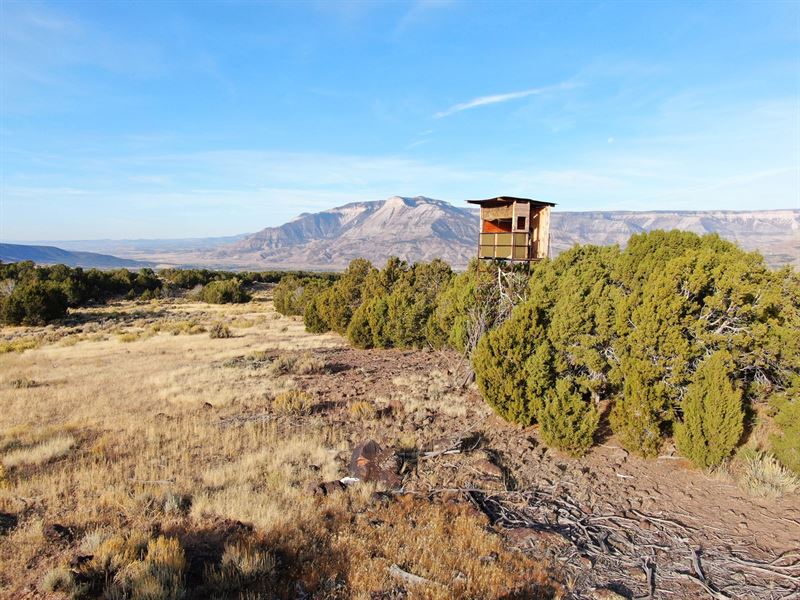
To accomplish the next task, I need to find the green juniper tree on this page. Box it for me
[674,350,744,468]
[538,379,600,457]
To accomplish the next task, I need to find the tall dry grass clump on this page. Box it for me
[738,451,800,497]
[272,390,315,415]
[208,321,232,339]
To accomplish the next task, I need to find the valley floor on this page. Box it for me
[1,290,797,599]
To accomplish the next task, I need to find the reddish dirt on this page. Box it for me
[242,346,800,598]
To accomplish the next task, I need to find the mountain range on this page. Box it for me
[214,196,799,270]
[0,243,153,269]
[5,196,798,270]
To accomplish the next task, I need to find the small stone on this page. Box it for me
[473,459,503,479]
[0,512,18,535]
[505,528,569,550]
[308,480,346,497]
[43,523,74,543]
[592,589,627,600]
[453,571,467,584]
[624,565,648,582]
[370,491,393,505]
[70,555,93,569]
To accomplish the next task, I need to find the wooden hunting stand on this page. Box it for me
[467,196,555,267]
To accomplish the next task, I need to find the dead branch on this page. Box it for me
[437,486,796,599]
[388,564,441,588]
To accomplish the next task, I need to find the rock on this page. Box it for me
[472,459,503,479]
[70,555,93,569]
[44,523,74,543]
[0,512,17,535]
[592,588,627,600]
[309,481,346,497]
[370,491,394,505]
[623,565,648,583]
[349,440,401,487]
[505,528,569,550]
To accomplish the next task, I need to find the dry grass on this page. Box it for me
[117,329,155,343]
[0,293,554,598]
[2,434,75,468]
[268,351,327,376]
[8,376,38,389]
[208,321,232,338]
[336,496,555,599]
[203,538,276,594]
[349,400,378,420]
[272,389,316,416]
[0,336,41,354]
[392,369,480,419]
[738,451,800,497]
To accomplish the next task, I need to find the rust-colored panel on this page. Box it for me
[482,220,512,233]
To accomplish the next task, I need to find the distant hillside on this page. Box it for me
[0,243,153,269]
[27,234,248,257]
[219,196,477,268]
[217,197,798,269]
[21,198,799,270]
[550,209,799,268]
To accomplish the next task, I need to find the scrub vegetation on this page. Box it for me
[279,231,799,471]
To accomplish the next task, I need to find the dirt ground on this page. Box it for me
[1,291,798,599]
[259,345,800,599]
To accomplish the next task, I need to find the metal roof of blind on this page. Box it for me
[466,196,556,208]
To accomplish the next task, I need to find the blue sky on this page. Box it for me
[1,0,798,240]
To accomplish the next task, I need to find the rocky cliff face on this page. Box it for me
[219,196,479,268]
[550,210,799,267]
[217,197,798,270]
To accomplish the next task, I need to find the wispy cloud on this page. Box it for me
[434,81,577,118]
[395,0,457,35]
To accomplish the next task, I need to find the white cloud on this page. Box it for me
[434,81,577,118]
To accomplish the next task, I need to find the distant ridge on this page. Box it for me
[17,198,799,270]
[215,197,799,269]
[0,243,153,269]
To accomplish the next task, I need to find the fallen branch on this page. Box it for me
[448,486,795,599]
[388,564,441,588]
[675,571,732,600]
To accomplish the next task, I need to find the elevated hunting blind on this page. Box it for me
[467,196,556,264]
